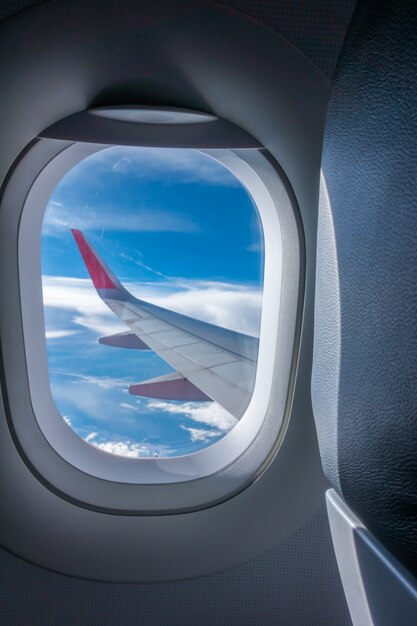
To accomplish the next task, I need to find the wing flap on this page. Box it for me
[99,331,150,350]
[129,372,212,402]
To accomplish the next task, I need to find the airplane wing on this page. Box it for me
[71,230,259,419]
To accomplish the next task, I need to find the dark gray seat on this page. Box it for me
[313,0,417,623]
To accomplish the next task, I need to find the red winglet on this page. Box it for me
[71,229,119,290]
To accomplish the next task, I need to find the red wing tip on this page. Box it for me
[71,228,119,290]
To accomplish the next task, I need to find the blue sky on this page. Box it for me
[41,147,264,458]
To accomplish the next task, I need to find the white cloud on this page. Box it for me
[119,402,137,410]
[180,425,222,442]
[50,373,135,424]
[148,400,237,431]
[138,284,262,336]
[59,371,132,390]
[51,380,104,417]
[84,434,159,458]
[42,275,262,339]
[92,440,145,457]
[83,428,222,458]
[62,415,72,426]
[43,276,124,337]
[43,203,199,236]
[45,329,80,340]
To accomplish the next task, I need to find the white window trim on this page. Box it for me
[0,138,302,512]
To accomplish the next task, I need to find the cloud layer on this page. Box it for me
[148,400,237,432]
[44,275,258,457]
[87,435,156,458]
[44,203,200,235]
[43,275,262,337]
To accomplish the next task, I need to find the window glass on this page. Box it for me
[41,147,264,458]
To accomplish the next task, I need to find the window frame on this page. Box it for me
[0,131,303,513]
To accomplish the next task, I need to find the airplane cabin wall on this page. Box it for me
[0,1,356,624]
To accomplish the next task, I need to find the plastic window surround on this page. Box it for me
[22,143,281,481]
[0,133,302,513]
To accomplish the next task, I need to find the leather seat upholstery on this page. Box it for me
[312,0,417,577]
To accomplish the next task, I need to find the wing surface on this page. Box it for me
[71,229,259,419]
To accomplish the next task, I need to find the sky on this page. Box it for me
[41,146,264,458]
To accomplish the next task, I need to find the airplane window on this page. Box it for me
[41,147,264,459]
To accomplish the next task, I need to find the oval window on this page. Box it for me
[41,146,264,458]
